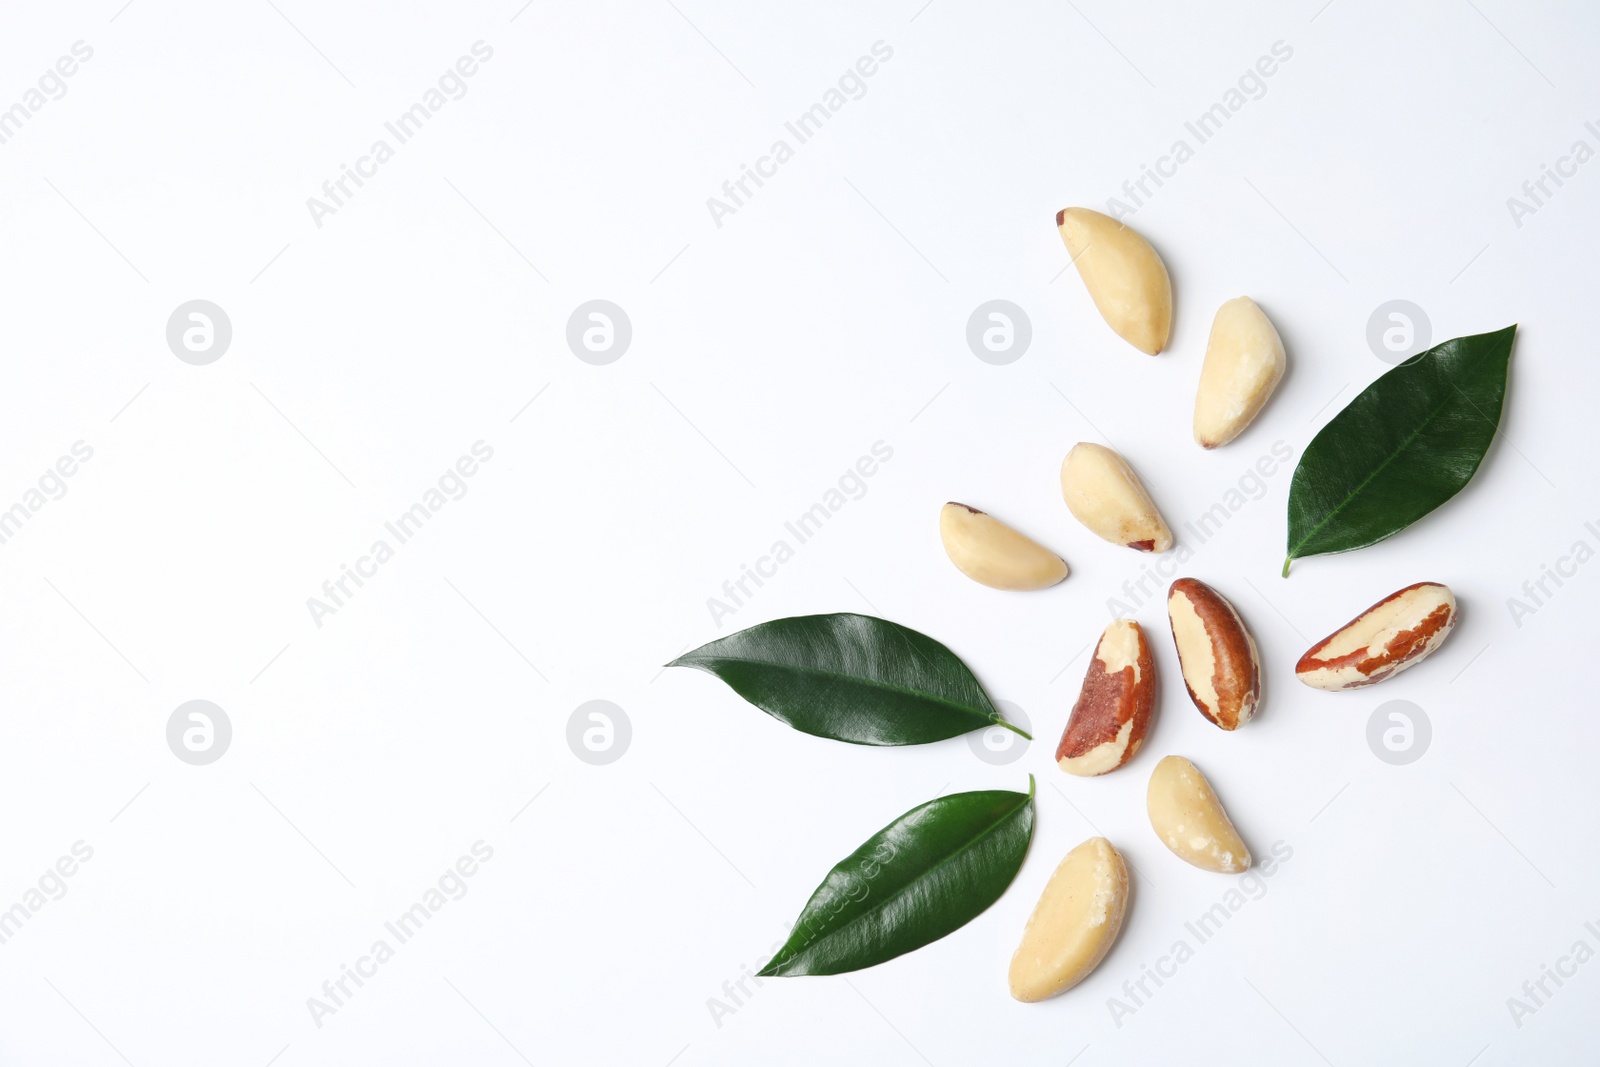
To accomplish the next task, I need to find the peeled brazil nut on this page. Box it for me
[1056,208,1171,355]
[939,502,1068,591]
[1193,296,1285,449]
[1296,581,1457,691]
[1060,443,1173,552]
[1007,836,1129,1002]
[1056,620,1154,776]
[1146,755,1251,873]
[1167,578,1260,730]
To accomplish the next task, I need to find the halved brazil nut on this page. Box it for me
[1060,443,1173,552]
[1008,836,1129,1002]
[1055,208,1172,355]
[1167,578,1260,730]
[1146,755,1251,873]
[1193,296,1285,449]
[1296,581,1457,691]
[939,503,1068,591]
[1056,620,1155,776]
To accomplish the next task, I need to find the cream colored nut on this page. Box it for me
[1146,755,1250,873]
[1193,296,1285,448]
[939,503,1068,591]
[1056,207,1172,355]
[1056,620,1154,776]
[1060,443,1173,552]
[1008,836,1129,1002]
[1296,581,1457,691]
[1167,578,1260,730]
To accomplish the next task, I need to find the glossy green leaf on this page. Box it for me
[1284,325,1516,574]
[669,613,1028,745]
[759,778,1035,977]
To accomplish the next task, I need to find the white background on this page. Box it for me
[0,0,1596,1063]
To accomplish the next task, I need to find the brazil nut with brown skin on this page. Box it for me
[1056,620,1155,776]
[1296,582,1457,691]
[1167,578,1261,730]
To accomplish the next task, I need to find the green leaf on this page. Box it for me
[1285,325,1516,573]
[759,778,1035,977]
[669,613,1028,746]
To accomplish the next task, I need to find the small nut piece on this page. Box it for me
[1296,581,1457,691]
[1060,443,1173,552]
[1167,578,1260,730]
[1146,755,1251,873]
[1057,620,1155,776]
[1193,296,1286,448]
[1008,836,1129,1002]
[1055,207,1172,355]
[939,503,1068,591]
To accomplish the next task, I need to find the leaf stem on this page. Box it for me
[994,716,1032,741]
[1281,557,1291,578]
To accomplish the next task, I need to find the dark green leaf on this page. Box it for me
[669,613,1028,746]
[1285,325,1516,574]
[759,778,1035,977]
